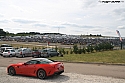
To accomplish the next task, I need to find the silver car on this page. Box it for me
[3,49,16,57]
[40,48,59,57]
[16,48,32,58]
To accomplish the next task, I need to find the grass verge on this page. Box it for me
[49,50,125,64]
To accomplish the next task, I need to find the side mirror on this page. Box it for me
[23,63,28,65]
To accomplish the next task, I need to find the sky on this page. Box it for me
[0,0,125,37]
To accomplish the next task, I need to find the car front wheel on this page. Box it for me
[8,67,16,76]
[37,69,46,79]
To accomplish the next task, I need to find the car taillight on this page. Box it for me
[20,52,22,55]
[61,63,64,66]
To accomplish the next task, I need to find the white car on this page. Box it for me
[3,49,16,57]
[0,47,14,56]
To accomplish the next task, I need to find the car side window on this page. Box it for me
[28,49,32,52]
[26,60,38,65]
[23,49,27,52]
[11,50,15,52]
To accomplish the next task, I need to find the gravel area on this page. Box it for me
[0,67,125,83]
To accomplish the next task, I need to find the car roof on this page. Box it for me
[0,44,12,47]
[5,49,14,50]
[42,48,55,50]
[18,48,28,50]
[1,47,13,48]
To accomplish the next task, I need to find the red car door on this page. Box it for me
[14,64,29,75]
[22,64,36,75]
[16,60,38,75]
[21,60,38,75]
[16,64,36,75]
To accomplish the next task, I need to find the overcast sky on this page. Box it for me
[0,0,125,37]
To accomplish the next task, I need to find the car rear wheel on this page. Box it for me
[9,54,12,57]
[8,67,16,76]
[38,55,41,58]
[22,54,25,58]
[37,69,46,79]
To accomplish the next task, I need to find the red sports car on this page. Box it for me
[7,58,64,79]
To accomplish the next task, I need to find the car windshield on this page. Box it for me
[33,50,39,52]
[18,49,22,52]
[39,59,53,64]
[11,50,15,52]
[42,50,48,52]
[4,50,9,52]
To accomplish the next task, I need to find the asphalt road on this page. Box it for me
[0,56,125,79]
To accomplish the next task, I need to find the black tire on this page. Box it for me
[8,67,16,76]
[48,54,51,57]
[9,54,12,57]
[38,55,41,58]
[22,54,25,58]
[37,69,47,79]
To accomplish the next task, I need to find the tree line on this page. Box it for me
[58,42,114,55]
[0,28,102,37]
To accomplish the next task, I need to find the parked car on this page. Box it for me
[40,48,59,57]
[3,49,16,57]
[0,47,14,56]
[7,58,64,79]
[32,50,41,57]
[16,48,32,58]
[0,44,12,47]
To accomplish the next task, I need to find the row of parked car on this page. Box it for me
[0,46,60,58]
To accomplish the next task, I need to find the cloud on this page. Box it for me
[0,0,125,37]
[12,19,38,24]
[113,7,125,21]
[82,0,99,8]
[0,14,4,17]
[33,24,47,27]
[113,8,125,15]
[0,20,9,23]
[62,23,94,28]
[119,14,125,21]
[117,26,125,29]
[52,26,65,29]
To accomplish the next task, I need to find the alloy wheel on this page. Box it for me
[37,69,46,79]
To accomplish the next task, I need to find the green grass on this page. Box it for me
[49,50,125,64]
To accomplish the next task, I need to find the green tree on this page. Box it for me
[0,29,6,36]
[94,45,99,52]
[55,45,58,51]
[73,44,78,54]
[86,46,90,53]
[90,45,94,53]
[82,47,86,54]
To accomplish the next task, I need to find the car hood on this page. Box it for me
[9,63,24,66]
